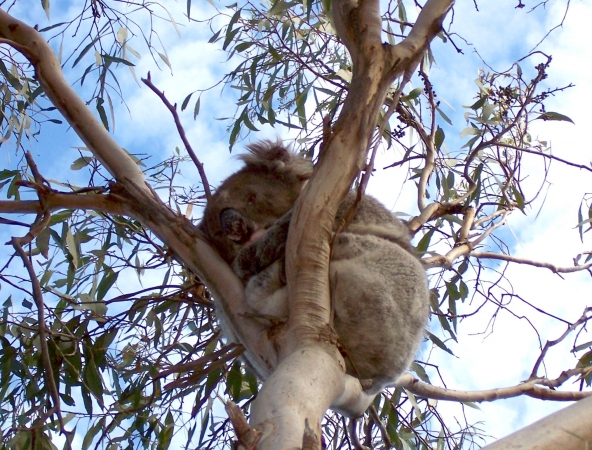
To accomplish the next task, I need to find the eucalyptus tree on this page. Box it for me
[0,1,590,449]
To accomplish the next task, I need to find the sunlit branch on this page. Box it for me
[470,252,592,274]
[458,206,476,242]
[407,202,469,235]
[424,212,509,267]
[398,370,592,402]
[226,401,262,450]
[0,192,126,215]
[0,9,147,189]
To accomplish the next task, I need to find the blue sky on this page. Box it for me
[1,0,591,446]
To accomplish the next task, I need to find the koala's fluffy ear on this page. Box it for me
[240,140,313,182]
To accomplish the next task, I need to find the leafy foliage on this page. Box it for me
[0,1,590,449]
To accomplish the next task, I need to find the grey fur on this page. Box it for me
[201,141,430,394]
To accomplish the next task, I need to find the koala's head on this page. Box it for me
[200,140,312,262]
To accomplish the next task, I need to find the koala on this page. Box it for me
[200,141,429,395]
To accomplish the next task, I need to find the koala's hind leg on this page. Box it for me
[243,260,289,321]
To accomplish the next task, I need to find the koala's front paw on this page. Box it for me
[232,244,260,282]
[254,212,291,266]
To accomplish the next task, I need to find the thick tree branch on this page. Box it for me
[0,193,126,215]
[481,395,592,450]
[0,10,145,188]
[250,1,454,448]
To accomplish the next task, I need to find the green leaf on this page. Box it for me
[460,126,480,138]
[157,412,174,450]
[71,156,93,170]
[416,229,434,253]
[181,92,193,111]
[102,55,135,66]
[268,0,298,16]
[427,331,455,356]
[36,227,50,259]
[37,21,68,33]
[229,118,241,149]
[409,362,430,383]
[208,28,222,44]
[235,42,254,53]
[434,126,445,150]
[7,173,21,200]
[459,280,469,301]
[96,268,118,302]
[535,112,574,124]
[83,359,103,401]
[397,0,407,33]
[223,9,242,50]
[72,35,101,68]
[82,419,103,450]
[403,87,422,102]
[65,227,81,269]
[41,0,50,20]
[512,185,525,212]
[576,350,592,368]
[573,340,592,353]
[436,106,452,125]
[461,401,482,410]
[49,209,73,226]
[96,98,109,130]
[469,96,487,110]
[227,362,242,401]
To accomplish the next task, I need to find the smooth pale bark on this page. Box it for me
[251,0,455,447]
[482,395,592,450]
[0,11,145,188]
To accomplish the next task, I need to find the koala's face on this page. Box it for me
[200,170,302,262]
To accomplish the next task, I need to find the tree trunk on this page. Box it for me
[0,2,454,448]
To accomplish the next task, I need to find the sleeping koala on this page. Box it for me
[200,140,429,394]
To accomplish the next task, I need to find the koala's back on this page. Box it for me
[330,232,429,392]
[337,194,414,251]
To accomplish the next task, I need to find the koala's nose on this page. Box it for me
[220,208,251,243]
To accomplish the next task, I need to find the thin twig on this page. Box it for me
[530,307,592,378]
[470,252,592,274]
[11,153,65,433]
[142,72,212,200]
[497,142,592,173]
[368,405,393,448]
[397,370,592,403]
